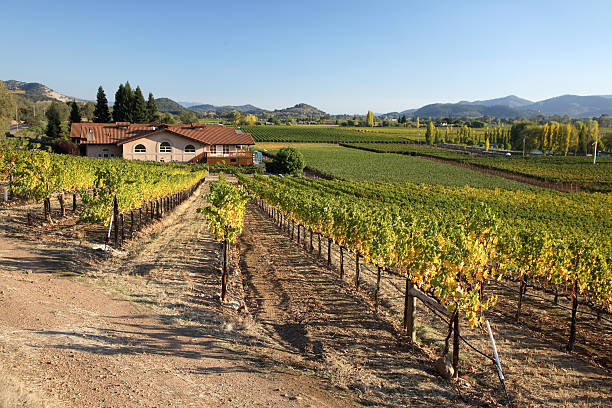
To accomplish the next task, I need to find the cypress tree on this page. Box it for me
[132,86,147,123]
[93,86,111,123]
[69,101,81,123]
[124,82,134,122]
[146,92,159,122]
[46,102,61,138]
[113,83,127,122]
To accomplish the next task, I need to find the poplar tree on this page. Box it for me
[425,121,435,144]
[146,93,159,122]
[93,86,111,123]
[131,86,147,123]
[69,101,81,123]
[367,110,374,127]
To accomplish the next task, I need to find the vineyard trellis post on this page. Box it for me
[340,246,345,279]
[453,310,460,378]
[58,192,65,217]
[515,276,527,323]
[355,252,360,288]
[327,238,332,267]
[403,278,416,342]
[120,213,125,244]
[567,280,579,351]
[375,266,382,311]
[130,210,134,239]
[221,228,229,302]
[113,194,119,246]
[72,192,77,212]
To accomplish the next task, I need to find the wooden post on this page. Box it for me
[120,213,125,244]
[375,266,382,311]
[309,229,313,252]
[139,208,142,229]
[452,310,460,378]
[516,276,527,323]
[130,210,134,239]
[27,212,32,226]
[291,221,295,240]
[221,235,229,302]
[44,198,52,223]
[113,195,119,246]
[327,238,332,267]
[567,280,579,352]
[58,193,65,217]
[318,233,321,259]
[403,279,416,342]
[297,224,300,244]
[355,252,360,288]
[72,192,77,211]
[340,246,345,279]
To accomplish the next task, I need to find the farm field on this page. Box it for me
[255,142,539,189]
[345,142,612,192]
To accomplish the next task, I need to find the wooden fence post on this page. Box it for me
[72,192,77,212]
[327,238,332,267]
[340,246,345,279]
[130,210,134,239]
[375,266,382,311]
[403,279,416,342]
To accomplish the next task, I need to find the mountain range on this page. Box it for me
[398,94,612,119]
[4,80,612,119]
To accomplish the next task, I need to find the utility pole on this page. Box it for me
[593,139,598,165]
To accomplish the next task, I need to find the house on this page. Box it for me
[70,122,255,164]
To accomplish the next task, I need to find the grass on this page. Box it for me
[256,143,538,190]
[344,142,612,191]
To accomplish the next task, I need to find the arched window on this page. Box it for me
[134,144,146,153]
[184,144,196,153]
[159,141,171,153]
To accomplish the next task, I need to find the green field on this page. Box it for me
[255,143,538,190]
[243,124,500,144]
[344,143,612,191]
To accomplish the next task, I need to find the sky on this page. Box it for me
[1,0,611,114]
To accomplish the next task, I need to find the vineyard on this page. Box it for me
[256,143,538,189]
[242,125,417,143]
[0,148,207,232]
[344,142,612,192]
[237,174,612,355]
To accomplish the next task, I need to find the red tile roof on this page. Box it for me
[70,122,254,146]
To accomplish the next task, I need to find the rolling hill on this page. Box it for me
[154,98,189,114]
[3,80,83,102]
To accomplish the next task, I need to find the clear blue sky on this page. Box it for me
[1,0,611,114]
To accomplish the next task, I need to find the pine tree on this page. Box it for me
[131,86,147,123]
[46,102,61,138]
[93,86,111,123]
[146,93,159,122]
[69,101,81,123]
[367,110,374,127]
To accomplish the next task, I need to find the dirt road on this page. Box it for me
[0,182,357,407]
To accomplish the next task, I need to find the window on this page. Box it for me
[102,148,109,158]
[159,141,171,153]
[134,144,146,153]
[184,144,196,153]
[223,145,230,155]
[210,145,216,154]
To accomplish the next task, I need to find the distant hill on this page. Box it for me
[272,103,328,119]
[525,95,612,117]
[458,95,533,108]
[4,80,83,102]
[413,103,529,119]
[154,98,189,114]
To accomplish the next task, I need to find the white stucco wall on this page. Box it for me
[86,144,122,158]
[121,131,206,162]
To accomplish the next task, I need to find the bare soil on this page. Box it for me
[0,182,358,407]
